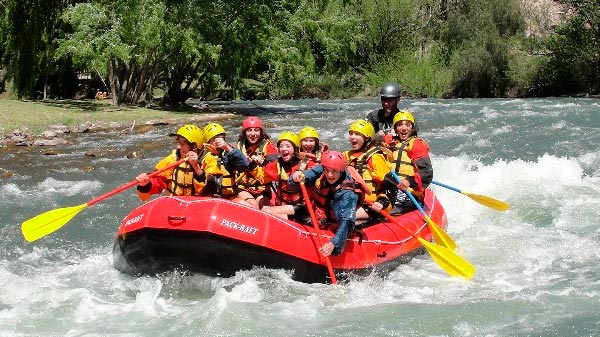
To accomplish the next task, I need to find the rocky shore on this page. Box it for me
[0,112,236,151]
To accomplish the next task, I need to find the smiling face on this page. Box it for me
[323,167,342,184]
[300,137,317,153]
[394,120,414,141]
[278,140,296,162]
[244,127,262,144]
[348,131,366,151]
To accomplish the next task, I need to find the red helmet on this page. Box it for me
[321,151,347,172]
[242,116,263,131]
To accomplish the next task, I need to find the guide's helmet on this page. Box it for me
[379,82,401,98]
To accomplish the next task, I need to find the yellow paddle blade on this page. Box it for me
[425,216,458,251]
[418,237,476,280]
[464,192,511,211]
[21,203,88,242]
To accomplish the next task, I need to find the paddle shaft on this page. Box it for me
[431,179,511,211]
[299,181,337,284]
[87,158,187,206]
[431,180,461,193]
[390,171,458,250]
[364,200,416,240]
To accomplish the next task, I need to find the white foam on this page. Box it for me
[37,177,103,197]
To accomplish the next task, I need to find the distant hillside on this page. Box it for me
[521,0,567,36]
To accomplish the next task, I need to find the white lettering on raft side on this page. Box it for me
[220,219,259,235]
[124,214,144,226]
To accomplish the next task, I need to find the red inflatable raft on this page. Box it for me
[112,188,447,283]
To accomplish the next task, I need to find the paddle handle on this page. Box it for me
[87,158,187,206]
[300,181,337,284]
[431,180,461,193]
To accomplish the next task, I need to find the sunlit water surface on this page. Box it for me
[1,98,599,336]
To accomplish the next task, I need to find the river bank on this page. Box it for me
[0,98,237,149]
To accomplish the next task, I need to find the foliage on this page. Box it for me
[0,0,598,103]
[437,0,525,97]
[367,45,451,97]
[531,0,600,95]
[2,0,77,99]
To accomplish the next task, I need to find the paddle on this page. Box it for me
[390,171,457,251]
[21,158,187,242]
[431,180,511,211]
[366,200,476,280]
[299,181,337,284]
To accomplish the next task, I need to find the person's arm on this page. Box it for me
[263,141,279,164]
[367,153,392,211]
[407,138,433,189]
[136,173,169,201]
[253,161,278,184]
[223,148,250,172]
[288,164,323,189]
[329,188,359,255]
[365,110,380,133]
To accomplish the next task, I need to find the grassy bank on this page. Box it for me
[0,99,233,137]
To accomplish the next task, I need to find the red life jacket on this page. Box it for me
[311,172,365,222]
[274,158,302,206]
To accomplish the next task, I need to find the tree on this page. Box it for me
[532,0,600,95]
[438,0,525,97]
[2,0,76,99]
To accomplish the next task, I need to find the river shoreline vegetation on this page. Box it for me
[0,0,598,108]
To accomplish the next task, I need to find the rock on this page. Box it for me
[48,125,71,134]
[133,125,155,133]
[10,134,29,143]
[11,128,29,136]
[33,138,69,146]
[80,165,95,172]
[145,120,171,126]
[85,150,101,157]
[41,130,57,138]
[76,122,93,133]
[15,140,33,146]
[0,170,14,178]
[127,150,144,159]
[43,150,59,155]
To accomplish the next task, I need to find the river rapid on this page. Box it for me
[1,98,599,336]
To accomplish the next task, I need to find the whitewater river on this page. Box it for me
[1,98,599,336]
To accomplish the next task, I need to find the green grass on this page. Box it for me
[0,98,231,136]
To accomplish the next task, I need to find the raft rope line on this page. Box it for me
[142,196,435,246]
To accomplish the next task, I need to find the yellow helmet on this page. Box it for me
[203,123,226,142]
[393,111,415,126]
[348,119,375,140]
[298,126,319,141]
[277,131,300,148]
[173,124,203,145]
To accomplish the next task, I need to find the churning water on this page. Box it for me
[1,98,599,336]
